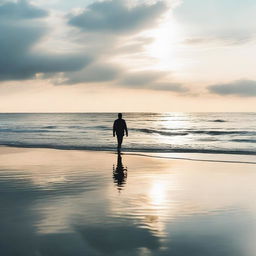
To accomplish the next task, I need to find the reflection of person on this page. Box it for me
[113,113,128,152]
[113,152,127,192]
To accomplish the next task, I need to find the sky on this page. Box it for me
[0,0,255,112]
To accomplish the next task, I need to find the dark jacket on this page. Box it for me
[113,119,128,137]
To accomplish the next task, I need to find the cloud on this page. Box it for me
[59,67,188,94]
[68,0,167,34]
[59,63,123,84]
[118,71,188,92]
[150,82,188,92]
[0,0,90,81]
[183,33,256,47]
[120,71,166,87]
[57,0,171,86]
[208,79,256,97]
[0,0,48,19]
[0,0,178,92]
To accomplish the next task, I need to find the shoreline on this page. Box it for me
[0,145,255,165]
[0,143,255,156]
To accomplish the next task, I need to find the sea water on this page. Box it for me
[0,112,255,155]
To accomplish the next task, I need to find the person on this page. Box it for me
[113,113,128,151]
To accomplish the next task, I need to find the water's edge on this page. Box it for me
[1,145,255,165]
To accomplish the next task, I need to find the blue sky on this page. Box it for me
[0,0,255,112]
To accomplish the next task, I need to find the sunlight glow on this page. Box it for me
[145,16,183,71]
[153,113,190,145]
[149,181,167,206]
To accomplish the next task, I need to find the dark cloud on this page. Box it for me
[208,79,256,97]
[60,63,123,84]
[0,0,48,19]
[0,0,90,81]
[0,22,91,81]
[68,0,166,34]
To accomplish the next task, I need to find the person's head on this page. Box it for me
[118,113,122,119]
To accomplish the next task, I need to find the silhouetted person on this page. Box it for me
[113,113,128,152]
[113,152,127,192]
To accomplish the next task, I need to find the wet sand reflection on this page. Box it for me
[113,153,127,192]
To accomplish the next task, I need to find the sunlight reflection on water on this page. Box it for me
[0,149,256,255]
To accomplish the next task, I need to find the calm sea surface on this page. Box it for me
[0,112,255,155]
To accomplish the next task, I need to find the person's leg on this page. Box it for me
[117,135,123,150]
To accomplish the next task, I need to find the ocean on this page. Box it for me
[0,112,255,155]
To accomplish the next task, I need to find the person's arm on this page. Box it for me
[124,121,128,136]
[113,121,116,137]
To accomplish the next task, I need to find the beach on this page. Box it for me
[0,0,255,254]
[0,146,256,256]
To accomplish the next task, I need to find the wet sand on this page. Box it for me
[0,147,256,256]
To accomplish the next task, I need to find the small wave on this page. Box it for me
[198,138,219,142]
[68,125,110,130]
[68,125,85,129]
[43,126,57,129]
[92,125,110,130]
[231,139,256,143]
[132,128,188,136]
[132,128,256,137]
[0,128,59,133]
[212,119,226,122]
[191,130,256,136]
